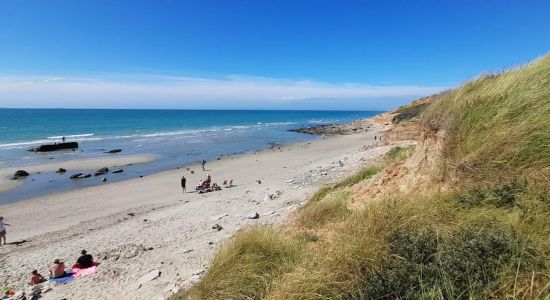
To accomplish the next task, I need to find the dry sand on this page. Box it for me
[0,123,394,299]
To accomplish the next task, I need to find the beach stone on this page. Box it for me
[212,224,223,231]
[247,212,260,219]
[13,170,29,178]
[95,167,109,176]
[56,168,67,174]
[135,269,161,289]
[70,173,91,179]
[101,177,107,182]
[112,169,124,173]
[106,149,122,153]
[339,160,344,167]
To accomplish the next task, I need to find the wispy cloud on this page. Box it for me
[0,74,447,110]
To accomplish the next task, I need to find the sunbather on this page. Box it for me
[30,270,45,285]
[48,259,66,278]
[76,250,94,269]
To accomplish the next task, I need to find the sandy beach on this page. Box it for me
[0,122,395,299]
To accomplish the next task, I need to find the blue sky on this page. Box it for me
[0,0,549,110]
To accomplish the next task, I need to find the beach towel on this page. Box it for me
[49,272,74,284]
[71,264,99,278]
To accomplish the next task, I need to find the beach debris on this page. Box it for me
[256,179,262,184]
[212,224,223,231]
[247,212,260,219]
[56,168,67,174]
[13,170,30,178]
[183,249,193,254]
[70,173,91,179]
[106,149,122,154]
[7,239,29,246]
[210,213,228,221]
[134,269,161,289]
[101,177,107,182]
[112,169,124,174]
[128,212,135,217]
[339,160,344,167]
[95,167,109,176]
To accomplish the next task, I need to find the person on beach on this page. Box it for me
[76,250,94,269]
[201,160,206,171]
[62,136,66,142]
[0,216,12,246]
[181,176,187,193]
[48,259,66,278]
[30,270,45,285]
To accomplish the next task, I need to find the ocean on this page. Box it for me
[0,109,380,202]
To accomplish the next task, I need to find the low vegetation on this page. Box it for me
[174,55,550,299]
[392,100,431,123]
[385,145,415,163]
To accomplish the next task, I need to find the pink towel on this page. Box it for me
[71,265,98,278]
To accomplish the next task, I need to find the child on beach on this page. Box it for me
[30,270,45,285]
[201,160,206,171]
[0,216,12,246]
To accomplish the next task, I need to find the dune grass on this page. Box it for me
[422,55,550,184]
[177,228,302,300]
[176,55,550,299]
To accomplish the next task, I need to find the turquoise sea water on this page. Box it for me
[0,109,380,202]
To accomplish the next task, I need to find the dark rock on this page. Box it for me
[106,149,122,154]
[70,173,91,179]
[112,169,123,174]
[56,168,67,174]
[95,167,109,176]
[29,142,78,152]
[101,177,107,182]
[13,170,30,178]
[212,224,223,231]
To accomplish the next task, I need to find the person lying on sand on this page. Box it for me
[0,216,12,246]
[48,259,66,278]
[75,249,94,269]
[30,270,45,286]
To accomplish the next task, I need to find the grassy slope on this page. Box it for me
[174,55,550,299]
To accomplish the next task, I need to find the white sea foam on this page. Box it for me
[47,133,95,139]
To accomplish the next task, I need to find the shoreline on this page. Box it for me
[0,155,156,196]
[0,117,395,299]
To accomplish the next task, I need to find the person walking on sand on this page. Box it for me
[201,160,206,171]
[62,136,66,142]
[0,216,12,246]
[181,175,187,193]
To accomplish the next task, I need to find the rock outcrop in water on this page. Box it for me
[13,170,30,178]
[289,120,372,136]
[29,142,79,152]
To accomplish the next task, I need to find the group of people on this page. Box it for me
[28,250,95,286]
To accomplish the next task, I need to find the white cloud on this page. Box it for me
[0,74,447,110]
